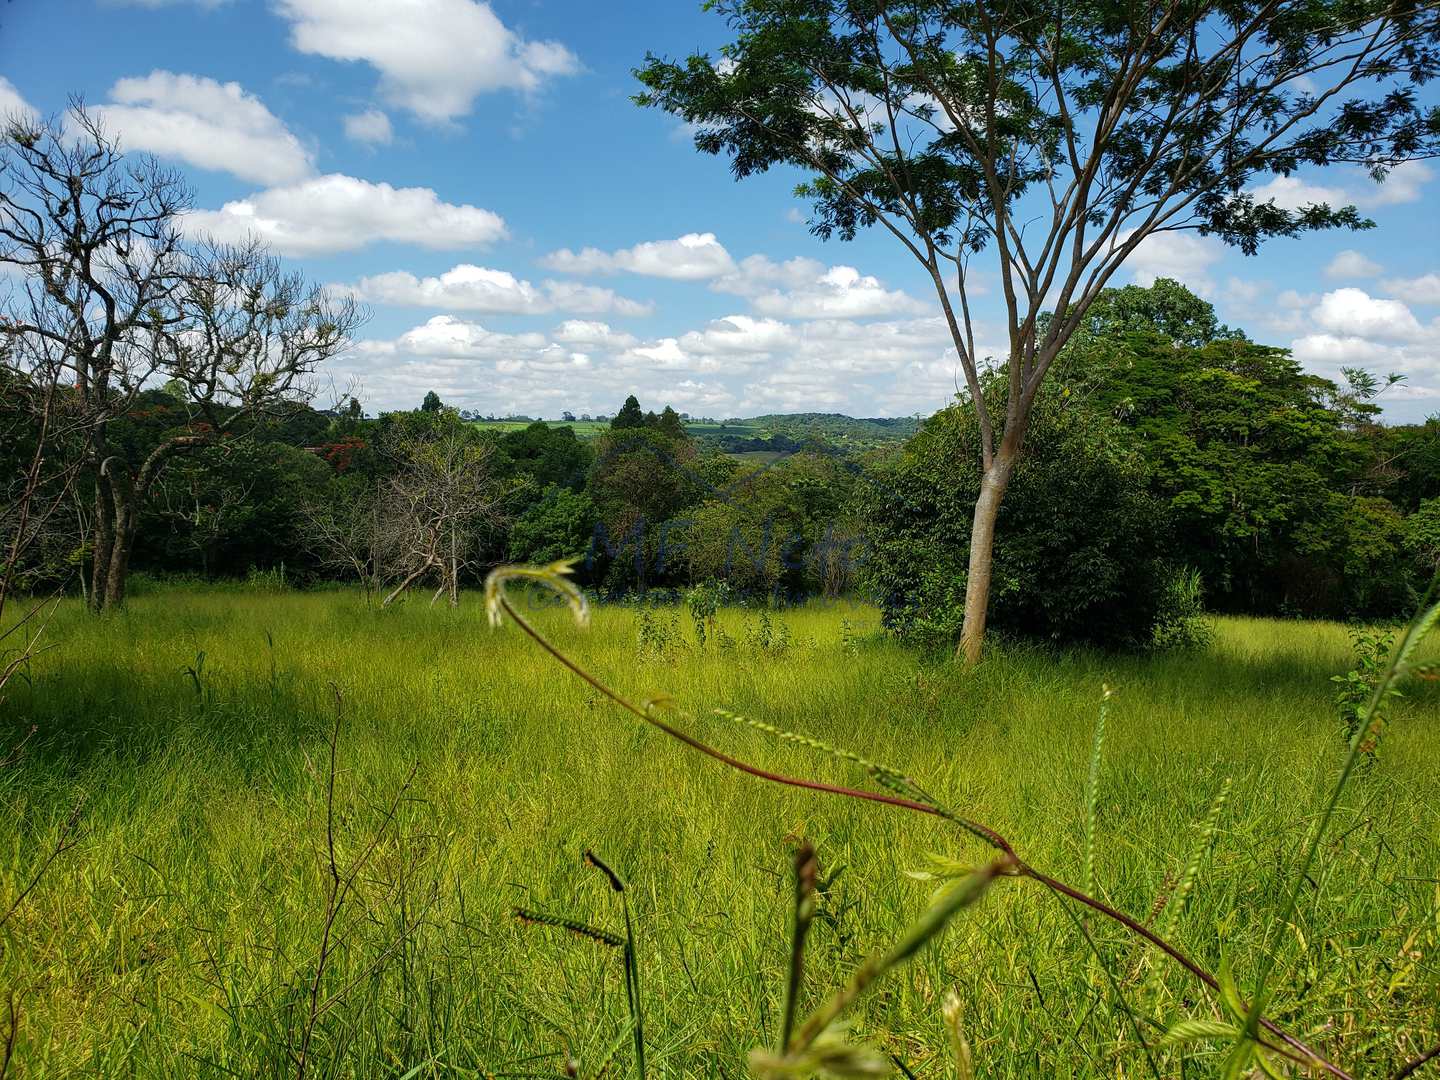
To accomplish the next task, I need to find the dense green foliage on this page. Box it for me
[864,389,1198,649]
[1,593,1436,1075]
[1061,282,1437,618]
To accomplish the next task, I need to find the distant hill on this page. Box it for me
[470,411,922,453]
[684,412,921,456]
[741,413,920,442]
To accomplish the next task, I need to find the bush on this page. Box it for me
[862,390,1204,650]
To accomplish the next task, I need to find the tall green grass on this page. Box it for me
[1,590,1437,1076]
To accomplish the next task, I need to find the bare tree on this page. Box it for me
[0,108,362,611]
[299,481,384,605]
[637,0,1440,661]
[376,431,509,608]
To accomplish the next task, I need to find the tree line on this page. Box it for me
[5,269,1439,646]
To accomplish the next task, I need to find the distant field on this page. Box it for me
[469,418,614,435]
[2,590,1437,1076]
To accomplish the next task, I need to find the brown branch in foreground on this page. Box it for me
[0,994,16,1080]
[1396,1042,1440,1080]
[493,587,1353,1080]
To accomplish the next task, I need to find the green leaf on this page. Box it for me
[1158,1019,1241,1049]
[1217,953,1247,1023]
[1220,1038,1257,1080]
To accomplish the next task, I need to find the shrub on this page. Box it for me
[862,390,1199,650]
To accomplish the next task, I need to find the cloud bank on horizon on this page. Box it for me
[3,1,1439,421]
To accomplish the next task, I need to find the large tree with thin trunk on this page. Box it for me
[636,0,1440,661]
[0,108,362,610]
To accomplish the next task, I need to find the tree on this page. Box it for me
[637,1,1440,661]
[610,394,646,430]
[863,387,1204,650]
[1056,280,1422,615]
[507,484,598,566]
[499,421,593,491]
[300,474,384,604]
[421,391,444,414]
[376,427,508,607]
[657,405,686,440]
[0,109,361,610]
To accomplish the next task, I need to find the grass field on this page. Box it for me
[1,589,1438,1077]
[468,419,765,439]
[469,419,616,436]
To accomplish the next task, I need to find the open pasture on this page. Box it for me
[1,590,1437,1076]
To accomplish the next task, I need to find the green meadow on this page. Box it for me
[1,589,1437,1077]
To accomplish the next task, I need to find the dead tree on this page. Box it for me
[376,431,508,608]
[0,108,362,610]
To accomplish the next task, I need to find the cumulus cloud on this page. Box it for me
[0,77,38,124]
[325,310,975,416]
[1381,273,1440,306]
[619,315,795,371]
[1289,289,1440,412]
[1367,161,1433,206]
[1312,288,1427,343]
[1119,230,1224,292]
[1325,250,1383,280]
[343,108,393,146]
[88,71,312,185]
[184,174,507,255]
[541,238,924,318]
[336,263,651,316]
[1250,161,1433,211]
[541,232,737,280]
[551,320,639,350]
[274,0,579,122]
[712,255,928,319]
[1247,175,1351,212]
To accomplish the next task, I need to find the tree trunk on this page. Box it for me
[90,482,115,614]
[957,449,1018,665]
[383,560,435,608]
[104,502,137,610]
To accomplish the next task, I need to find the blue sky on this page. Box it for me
[3,0,1439,420]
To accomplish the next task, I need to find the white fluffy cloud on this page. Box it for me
[89,71,312,185]
[1247,175,1350,212]
[1250,162,1433,211]
[185,175,507,255]
[1381,273,1440,306]
[342,109,393,146]
[274,0,579,122]
[1325,250,1382,279]
[1289,289,1440,409]
[1119,230,1224,292]
[1366,162,1433,206]
[620,315,794,371]
[712,255,927,319]
[541,232,737,280]
[337,263,651,316]
[326,309,976,416]
[0,77,38,123]
[1312,288,1427,343]
[551,320,639,350]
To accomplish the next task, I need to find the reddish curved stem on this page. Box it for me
[496,592,1353,1080]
